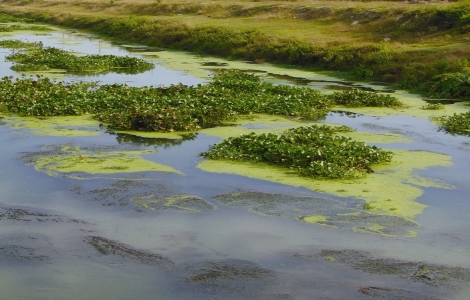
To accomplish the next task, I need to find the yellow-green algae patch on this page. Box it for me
[199,149,452,221]
[26,145,182,177]
[133,194,216,212]
[2,115,101,137]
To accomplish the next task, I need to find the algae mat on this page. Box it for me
[20,144,182,178]
[198,149,453,221]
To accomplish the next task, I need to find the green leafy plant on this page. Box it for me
[0,39,43,49]
[435,112,470,135]
[429,73,470,98]
[329,89,404,108]
[5,46,154,75]
[0,70,332,132]
[200,125,393,179]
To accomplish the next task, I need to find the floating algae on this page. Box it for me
[2,115,101,137]
[214,191,418,236]
[199,150,452,221]
[20,144,182,177]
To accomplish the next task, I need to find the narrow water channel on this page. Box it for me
[0,25,469,300]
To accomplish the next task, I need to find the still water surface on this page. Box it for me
[0,26,469,300]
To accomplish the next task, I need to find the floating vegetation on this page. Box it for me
[329,89,404,108]
[421,103,445,110]
[19,144,182,177]
[201,125,393,179]
[434,112,470,135]
[0,70,331,132]
[6,46,154,74]
[199,150,452,220]
[214,191,417,236]
[0,39,43,49]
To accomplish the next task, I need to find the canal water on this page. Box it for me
[0,25,469,300]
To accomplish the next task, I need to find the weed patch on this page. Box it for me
[0,39,43,49]
[5,46,154,74]
[435,112,470,135]
[200,125,393,179]
[329,89,404,108]
[0,70,331,131]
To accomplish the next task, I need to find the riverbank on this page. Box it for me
[1,0,470,98]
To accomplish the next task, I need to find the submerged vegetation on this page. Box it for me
[4,45,155,74]
[0,39,43,49]
[200,125,393,179]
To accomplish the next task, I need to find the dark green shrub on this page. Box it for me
[430,73,470,98]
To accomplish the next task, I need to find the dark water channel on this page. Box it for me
[0,26,469,300]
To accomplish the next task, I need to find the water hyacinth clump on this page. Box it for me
[0,39,43,49]
[0,70,332,131]
[329,89,404,108]
[200,125,393,179]
[436,112,470,135]
[5,46,155,74]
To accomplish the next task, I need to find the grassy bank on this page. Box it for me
[1,0,470,98]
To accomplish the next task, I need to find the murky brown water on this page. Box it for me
[1,25,469,300]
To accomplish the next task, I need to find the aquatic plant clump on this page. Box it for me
[0,39,43,49]
[200,125,393,179]
[0,70,331,132]
[436,112,470,135]
[329,89,404,108]
[6,46,155,74]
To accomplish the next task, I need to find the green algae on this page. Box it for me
[21,145,182,177]
[1,115,101,137]
[200,149,453,221]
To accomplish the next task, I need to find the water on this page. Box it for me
[0,26,469,300]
